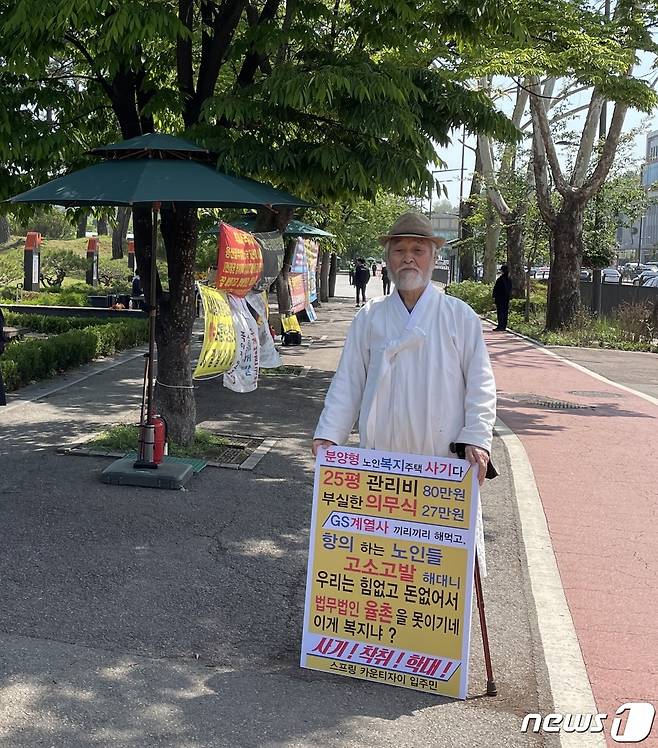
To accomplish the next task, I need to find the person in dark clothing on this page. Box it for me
[0,307,7,406]
[381,265,391,295]
[353,258,370,306]
[131,273,143,297]
[492,264,512,331]
[371,262,377,277]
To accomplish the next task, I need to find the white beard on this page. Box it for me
[388,266,433,291]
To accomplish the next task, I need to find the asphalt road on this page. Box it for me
[0,282,551,747]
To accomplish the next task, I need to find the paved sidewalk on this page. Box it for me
[0,281,551,747]
[486,325,658,747]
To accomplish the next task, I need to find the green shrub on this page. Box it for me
[40,249,87,287]
[12,208,76,240]
[0,319,148,391]
[509,287,547,315]
[97,259,133,292]
[446,281,494,314]
[3,311,139,334]
[0,256,22,286]
[14,289,89,307]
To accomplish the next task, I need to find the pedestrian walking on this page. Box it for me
[348,262,355,286]
[381,264,391,295]
[371,262,377,278]
[312,211,497,566]
[353,258,370,306]
[0,307,7,406]
[492,264,512,331]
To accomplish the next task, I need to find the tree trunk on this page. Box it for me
[255,208,295,320]
[546,202,585,330]
[458,242,475,281]
[329,252,337,296]
[275,239,295,315]
[320,248,330,302]
[457,144,483,282]
[505,217,525,298]
[76,211,88,238]
[482,203,500,283]
[458,191,475,280]
[0,214,9,244]
[112,207,131,259]
[155,205,198,446]
[97,217,109,235]
[132,205,158,300]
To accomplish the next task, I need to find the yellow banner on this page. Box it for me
[301,446,479,699]
[281,314,301,334]
[193,285,236,379]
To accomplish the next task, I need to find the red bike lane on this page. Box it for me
[485,327,658,746]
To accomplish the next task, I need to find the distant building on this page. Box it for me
[616,130,658,263]
[430,213,459,246]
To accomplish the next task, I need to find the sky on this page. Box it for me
[432,66,657,207]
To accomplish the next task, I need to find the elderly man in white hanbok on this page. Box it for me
[312,212,497,570]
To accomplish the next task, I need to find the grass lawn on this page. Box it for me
[88,424,235,459]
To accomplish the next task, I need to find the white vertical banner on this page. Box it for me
[223,295,260,393]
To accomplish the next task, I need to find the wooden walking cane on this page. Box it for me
[474,550,497,696]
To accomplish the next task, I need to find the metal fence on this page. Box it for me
[579,282,658,316]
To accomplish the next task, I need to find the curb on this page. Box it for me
[495,417,606,748]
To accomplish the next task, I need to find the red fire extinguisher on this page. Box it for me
[150,415,168,464]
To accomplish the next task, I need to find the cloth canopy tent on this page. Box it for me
[8,132,311,467]
[226,215,334,239]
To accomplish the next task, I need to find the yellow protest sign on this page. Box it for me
[193,285,236,379]
[301,446,479,699]
[281,314,301,334]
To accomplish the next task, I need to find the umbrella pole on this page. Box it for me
[135,202,160,468]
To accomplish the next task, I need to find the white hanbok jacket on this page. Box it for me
[314,283,496,457]
[314,283,497,573]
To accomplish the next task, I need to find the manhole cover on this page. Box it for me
[499,392,596,410]
[569,390,622,398]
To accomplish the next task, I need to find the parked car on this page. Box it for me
[580,268,593,281]
[601,267,621,283]
[633,270,658,286]
[643,275,658,288]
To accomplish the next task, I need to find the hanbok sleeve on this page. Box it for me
[313,311,370,445]
[456,308,496,452]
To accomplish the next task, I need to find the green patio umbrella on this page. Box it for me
[8,132,311,468]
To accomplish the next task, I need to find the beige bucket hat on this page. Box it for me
[378,212,446,247]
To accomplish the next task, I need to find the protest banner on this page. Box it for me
[214,222,263,297]
[281,314,301,334]
[223,295,260,393]
[304,239,319,303]
[193,285,236,379]
[289,273,307,313]
[252,231,285,292]
[290,236,308,274]
[301,446,479,699]
[245,290,281,369]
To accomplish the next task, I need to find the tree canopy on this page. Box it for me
[0,0,524,207]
